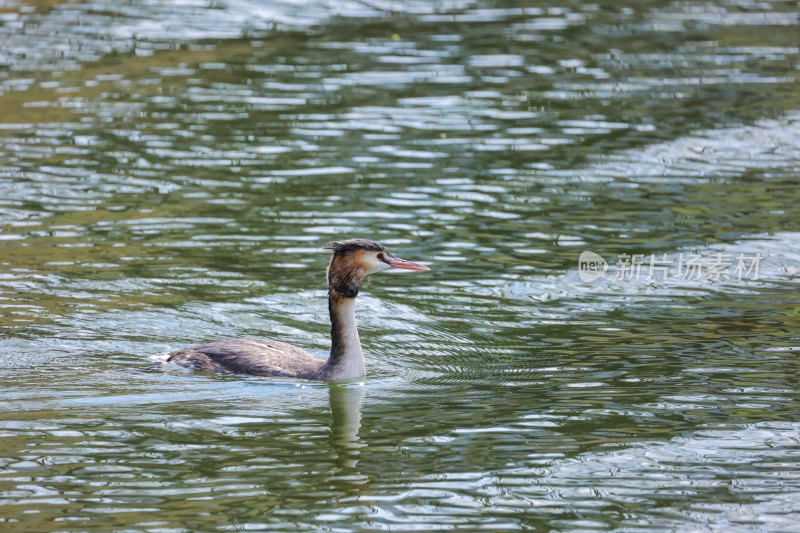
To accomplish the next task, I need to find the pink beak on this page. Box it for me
[386,256,430,271]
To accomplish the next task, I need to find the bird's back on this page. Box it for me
[167,338,327,379]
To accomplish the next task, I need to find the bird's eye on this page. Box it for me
[377,253,384,261]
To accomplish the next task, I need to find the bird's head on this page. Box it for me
[324,238,429,298]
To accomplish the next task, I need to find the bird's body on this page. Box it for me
[166,338,327,379]
[166,239,429,381]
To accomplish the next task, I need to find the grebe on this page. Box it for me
[167,239,429,381]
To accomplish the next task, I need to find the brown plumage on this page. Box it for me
[166,239,430,381]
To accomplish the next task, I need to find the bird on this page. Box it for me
[166,239,430,381]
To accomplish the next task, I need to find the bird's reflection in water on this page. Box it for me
[328,383,366,481]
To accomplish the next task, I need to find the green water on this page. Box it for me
[1,0,800,530]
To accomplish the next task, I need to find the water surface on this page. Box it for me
[1,0,799,530]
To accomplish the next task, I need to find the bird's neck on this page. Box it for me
[326,292,365,381]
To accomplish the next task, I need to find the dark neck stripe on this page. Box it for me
[329,282,359,299]
[327,293,355,365]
